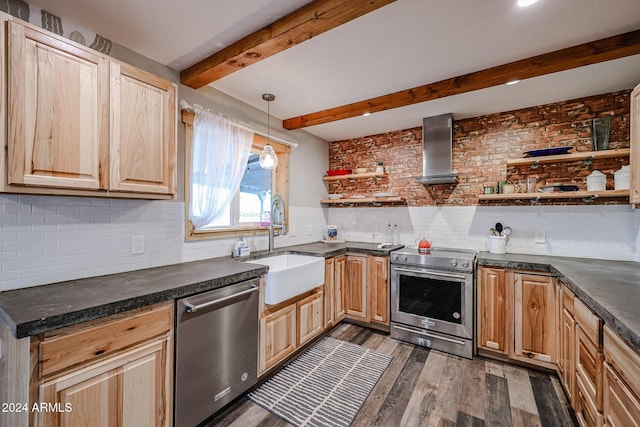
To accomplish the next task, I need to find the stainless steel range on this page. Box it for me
[390,247,476,359]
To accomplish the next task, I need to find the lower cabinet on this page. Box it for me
[324,255,346,329]
[259,285,324,375]
[39,337,171,427]
[603,325,640,427]
[260,304,297,374]
[297,291,324,347]
[558,284,576,406]
[476,267,556,369]
[31,302,174,427]
[513,272,556,365]
[345,254,390,328]
[345,254,369,321]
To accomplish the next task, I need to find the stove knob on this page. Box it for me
[450,259,458,267]
[391,255,398,262]
[461,260,470,268]
[402,256,408,262]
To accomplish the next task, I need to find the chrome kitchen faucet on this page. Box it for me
[269,196,287,252]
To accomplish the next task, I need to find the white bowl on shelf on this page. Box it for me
[354,168,368,174]
[327,194,343,200]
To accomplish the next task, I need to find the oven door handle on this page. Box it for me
[393,324,467,346]
[392,266,467,280]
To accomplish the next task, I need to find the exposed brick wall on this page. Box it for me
[327,90,631,206]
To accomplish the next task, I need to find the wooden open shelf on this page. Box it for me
[479,189,629,201]
[507,148,630,167]
[322,172,386,181]
[320,196,405,205]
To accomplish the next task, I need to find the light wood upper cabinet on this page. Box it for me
[345,254,369,321]
[110,61,176,195]
[477,267,510,354]
[3,19,177,199]
[631,82,640,205]
[7,21,109,190]
[514,273,557,364]
[368,255,389,325]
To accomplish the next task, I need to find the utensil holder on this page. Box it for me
[488,235,507,254]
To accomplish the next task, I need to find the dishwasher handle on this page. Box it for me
[183,285,258,313]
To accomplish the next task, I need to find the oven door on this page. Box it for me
[390,264,473,339]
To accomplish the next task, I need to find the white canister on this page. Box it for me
[586,170,606,191]
[614,165,630,190]
[488,235,507,254]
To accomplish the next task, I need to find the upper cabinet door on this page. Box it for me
[7,21,109,190]
[631,82,640,205]
[110,61,177,195]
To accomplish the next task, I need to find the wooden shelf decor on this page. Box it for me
[320,196,405,205]
[507,148,630,168]
[322,172,386,182]
[479,189,629,203]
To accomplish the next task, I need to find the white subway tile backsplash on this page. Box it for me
[0,196,328,291]
[329,205,637,261]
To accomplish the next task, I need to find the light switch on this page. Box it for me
[534,229,546,244]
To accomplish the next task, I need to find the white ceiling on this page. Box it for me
[30,0,640,142]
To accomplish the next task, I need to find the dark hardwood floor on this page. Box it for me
[206,323,577,427]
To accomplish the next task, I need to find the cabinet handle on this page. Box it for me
[526,352,534,358]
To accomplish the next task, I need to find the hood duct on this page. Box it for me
[415,113,457,185]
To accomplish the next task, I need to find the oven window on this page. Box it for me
[398,275,462,324]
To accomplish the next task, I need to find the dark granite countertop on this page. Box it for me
[0,241,401,339]
[0,258,268,339]
[478,252,640,352]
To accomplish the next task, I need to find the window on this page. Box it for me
[182,111,289,240]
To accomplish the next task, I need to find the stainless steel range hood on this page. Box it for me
[416,113,457,185]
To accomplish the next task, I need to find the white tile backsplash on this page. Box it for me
[329,204,637,261]
[0,194,327,291]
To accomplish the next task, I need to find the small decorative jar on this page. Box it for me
[614,165,630,190]
[375,161,384,175]
[586,170,606,191]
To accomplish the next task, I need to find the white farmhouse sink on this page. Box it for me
[251,254,325,305]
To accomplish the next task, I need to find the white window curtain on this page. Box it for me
[190,110,254,229]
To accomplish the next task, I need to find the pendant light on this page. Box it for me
[259,93,278,169]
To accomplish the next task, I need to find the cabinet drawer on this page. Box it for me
[40,303,172,377]
[604,326,640,399]
[576,370,603,427]
[562,285,575,314]
[604,362,640,427]
[575,299,603,349]
[577,324,604,410]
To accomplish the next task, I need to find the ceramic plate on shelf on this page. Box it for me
[373,192,398,198]
[523,146,573,157]
[326,169,352,176]
[327,194,343,200]
[350,195,366,199]
[538,184,579,192]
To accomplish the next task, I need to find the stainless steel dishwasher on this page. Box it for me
[175,278,259,427]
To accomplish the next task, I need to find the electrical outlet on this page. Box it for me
[131,235,145,255]
[534,229,546,244]
[289,226,297,237]
[307,225,313,236]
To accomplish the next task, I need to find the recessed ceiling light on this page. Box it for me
[517,0,539,7]
[363,112,371,117]
[506,79,520,86]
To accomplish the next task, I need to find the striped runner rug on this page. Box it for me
[248,336,393,427]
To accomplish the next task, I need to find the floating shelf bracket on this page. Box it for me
[582,194,600,203]
[530,196,541,205]
[531,160,541,169]
[581,155,596,166]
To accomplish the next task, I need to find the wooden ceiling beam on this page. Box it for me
[282,29,640,130]
[180,0,397,89]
